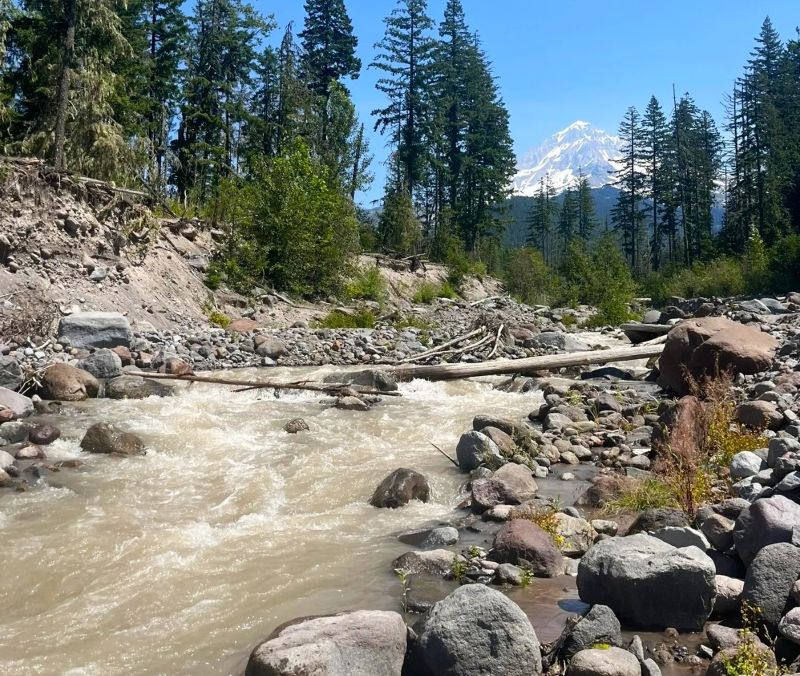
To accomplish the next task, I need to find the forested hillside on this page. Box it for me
[0,4,798,311]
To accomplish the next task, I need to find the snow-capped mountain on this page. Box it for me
[511,121,622,196]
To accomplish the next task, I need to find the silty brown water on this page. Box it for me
[0,368,548,674]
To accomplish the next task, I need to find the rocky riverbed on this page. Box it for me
[2,291,800,675]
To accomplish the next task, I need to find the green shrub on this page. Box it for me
[209,141,359,298]
[503,247,560,305]
[412,281,457,304]
[346,266,387,303]
[315,309,376,329]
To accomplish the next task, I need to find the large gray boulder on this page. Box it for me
[576,534,716,630]
[470,463,538,510]
[370,468,430,508]
[416,584,542,676]
[492,519,564,577]
[0,356,23,390]
[733,495,800,565]
[532,332,590,352]
[245,610,406,676]
[566,647,640,676]
[561,604,622,662]
[456,430,503,471]
[78,348,123,380]
[58,312,133,350]
[392,549,465,577]
[742,542,800,629]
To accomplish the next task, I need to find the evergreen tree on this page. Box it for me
[371,0,435,198]
[379,174,420,253]
[173,0,267,203]
[7,0,137,178]
[611,106,647,269]
[558,185,578,258]
[641,95,671,270]
[299,0,360,98]
[575,169,596,241]
[526,175,555,264]
[140,1,189,186]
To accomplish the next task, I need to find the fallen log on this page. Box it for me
[389,344,665,382]
[125,371,402,397]
[620,322,672,345]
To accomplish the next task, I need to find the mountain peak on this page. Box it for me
[512,121,622,196]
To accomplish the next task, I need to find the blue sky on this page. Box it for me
[246,1,800,203]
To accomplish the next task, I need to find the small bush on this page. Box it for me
[207,310,230,328]
[412,281,457,304]
[512,504,565,547]
[604,477,678,513]
[315,309,376,329]
[346,266,387,303]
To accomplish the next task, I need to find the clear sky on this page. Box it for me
[246,0,800,204]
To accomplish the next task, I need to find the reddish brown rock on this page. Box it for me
[226,318,260,333]
[658,318,777,395]
[41,363,100,401]
[161,357,192,376]
[492,519,563,577]
[111,346,132,366]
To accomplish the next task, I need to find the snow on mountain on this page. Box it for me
[511,121,622,196]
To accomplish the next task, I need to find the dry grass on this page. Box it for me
[0,289,59,344]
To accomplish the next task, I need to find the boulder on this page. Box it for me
[421,527,459,548]
[742,542,800,629]
[41,364,100,401]
[415,584,542,676]
[392,549,465,577]
[283,418,309,434]
[700,513,735,552]
[455,430,503,471]
[554,513,597,556]
[470,463,537,510]
[733,495,800,565]
[713,575,744,616]
[77,348,123,380]
[769,437,800,467]
[730,450,767,479]
[105,375,173,400]
[532,332,590,352]
[706,643,776,676]
[735,400,784,430]
[324,369,397,393]
[80,422,145,456]
[161,357,192,376]
[58,312,133,350]
[0,449,14,469]
[28,424,61,446]
[561,604,622,662]
[0,387,33,418]
[0,421,30,443]
[473,414,517,436]
[370,468,430,508]
[492,519,564,577]
[650,526,710,551]
[335,396,368,411]
[658,318,777,395]
[255,337,287,361]
[576,534,716,630]
[779,607,800,644]
[481,426,516,456]
[0,356,23,391]
[226,318,259,333]
[245,610,406,676]
[566,647,640,676]
[626,508,689,535]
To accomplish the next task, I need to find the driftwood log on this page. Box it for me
[389,344,665,382]
[126,371,402,397]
